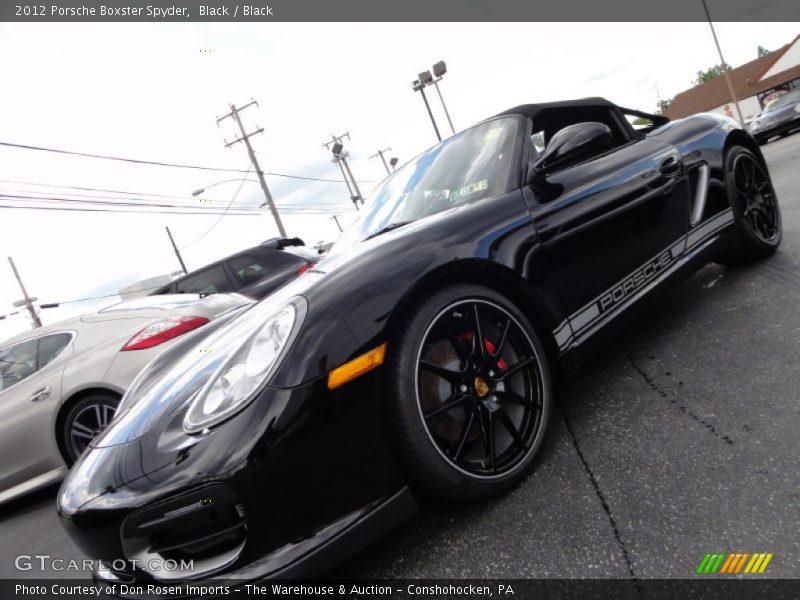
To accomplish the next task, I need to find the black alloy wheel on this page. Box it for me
[387,284,552,501]
[719,146,782,264]
[62,394,119,465]
[732,152,780,244]
[416,299,544,477]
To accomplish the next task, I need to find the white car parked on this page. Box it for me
[0,293,252,504]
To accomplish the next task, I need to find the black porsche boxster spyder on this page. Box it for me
[58,98,782,585]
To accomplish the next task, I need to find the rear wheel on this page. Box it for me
[718,146,781,264]
[61,394,119,466]
[386,284,553,501]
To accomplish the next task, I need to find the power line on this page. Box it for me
[0,141,374,183]
[0,185,355,212]
[180,166,254,249]
[0,178,202,202]
[0,202,264,217]
[0,192,354,214]
[0,193,262,213]
[0,192,259,210]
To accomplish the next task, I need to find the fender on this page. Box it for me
[269,189,556,389]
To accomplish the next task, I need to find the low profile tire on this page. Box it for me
[386,284,553,501]
[61,394,119,466]
[717,145,782,265]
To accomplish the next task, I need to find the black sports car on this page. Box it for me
[58,98,782,586]
[748,89,800,144]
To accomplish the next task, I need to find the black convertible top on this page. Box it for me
[496,97,616,120]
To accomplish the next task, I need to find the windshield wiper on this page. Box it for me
[365,221,412,240]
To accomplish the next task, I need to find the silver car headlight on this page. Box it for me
[183,297,305,433]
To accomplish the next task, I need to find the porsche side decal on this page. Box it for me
[553,209,733,352]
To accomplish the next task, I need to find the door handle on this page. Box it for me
[30,386,51,402]
[659,155,682,177]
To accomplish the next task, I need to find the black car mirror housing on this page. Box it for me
[533,122,614,177]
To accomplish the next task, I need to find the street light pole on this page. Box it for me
[432,80,455,135]
[701,0,745,127]
[192,178,260,197]
[413,79,441,142]
[217,100,287,238]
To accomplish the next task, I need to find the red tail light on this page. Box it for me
[121,316,209,351]
[296,262,314,276]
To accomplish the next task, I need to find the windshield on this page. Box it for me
[763,90,800,114]
[331,117,519,251]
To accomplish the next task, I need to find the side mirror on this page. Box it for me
[533,122,613,176]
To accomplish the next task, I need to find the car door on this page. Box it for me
[0,333,73,492]
[528,133,690,351]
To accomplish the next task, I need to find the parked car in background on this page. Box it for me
[151,237,319,300]
[0,293,252,505]
[748,89,800,144]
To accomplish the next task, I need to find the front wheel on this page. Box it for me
[61,394,119,466]
[386,284,553,501]
[718,145,782,264]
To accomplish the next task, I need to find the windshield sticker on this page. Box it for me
[450,179,488,202]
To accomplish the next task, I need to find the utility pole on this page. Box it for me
[370,147,393,176]
[217,100,287,237]
[701,0,744,127]
[331,215,343,232]
[324,132,363,208]
[165,226,188,274]
[333,157,358,211]
[8,256,42,328]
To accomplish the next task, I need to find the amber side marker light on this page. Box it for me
[327,343,388,390]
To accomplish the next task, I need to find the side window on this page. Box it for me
[531,131,545,153]
[625,113,655,131]
[0,339,38,392]
[174,265,234,294]
[37,333,72,369]
[228,255,271,286]
[621,109,667,135]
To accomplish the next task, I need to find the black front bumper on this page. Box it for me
[58,372,414,585]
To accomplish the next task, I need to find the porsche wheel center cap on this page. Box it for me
[474,376,490,398]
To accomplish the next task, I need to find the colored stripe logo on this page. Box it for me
[696,553,773,574]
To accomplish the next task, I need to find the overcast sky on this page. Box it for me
[0,21,798,341]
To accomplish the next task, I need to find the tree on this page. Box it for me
[657,98,671,116]
[693,62,731,86]
[757,45,770,57]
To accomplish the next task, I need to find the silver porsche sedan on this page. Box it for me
[0,292,252,505]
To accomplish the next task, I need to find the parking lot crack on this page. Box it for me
[561,410,639,587]
[628,356,735,445]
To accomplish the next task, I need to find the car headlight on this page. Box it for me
[183,298,305,433]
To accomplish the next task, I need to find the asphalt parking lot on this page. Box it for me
[1,134,798,582]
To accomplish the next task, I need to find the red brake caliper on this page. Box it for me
[459,333,507,370]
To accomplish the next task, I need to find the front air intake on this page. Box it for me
[120,483,246,581]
